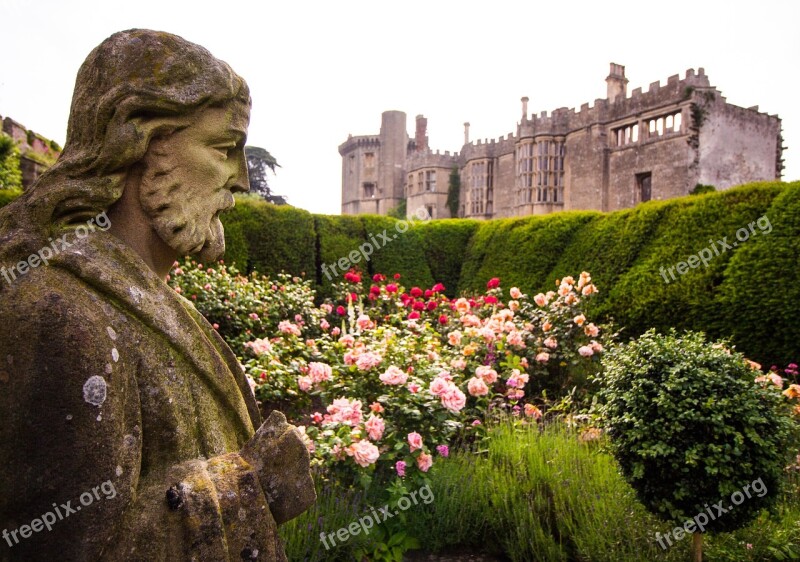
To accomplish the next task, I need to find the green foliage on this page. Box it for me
[715,182,800,366]
[0,133,23,191]
[0,187,22,207]
[315,213,367,296]
[596,329,798,534]
[691,183,716,195]
[359,215,434,289]
[386,198,406,219]
[604,183,782,341]
[458,212,596,295]
[221,196,315,276]
[415,219,479,298]
[446,166,460,218]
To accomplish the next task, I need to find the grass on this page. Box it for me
[282,422,800,561]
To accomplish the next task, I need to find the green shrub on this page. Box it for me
[359,214,433,290]
[315,213,367,297]
[596,330,797,536]
[715,182,800,366]
[0,133,22,191]
[415,218,478,297]
[457,212,595,295]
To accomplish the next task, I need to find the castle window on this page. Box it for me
[364,152,375,168]
[363,182,376,198]
[646,111,682,138]
[408,174,414,194]
[426,205,434,218]
[636,172,652,202]
[418,172,423,193]
[349,155,355,174]
[426,170,436,192]
[613,123,639,146]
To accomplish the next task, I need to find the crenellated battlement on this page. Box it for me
[338,134,381,155]
[406,149,459,171]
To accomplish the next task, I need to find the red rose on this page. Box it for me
[336,305,346,315]
[487,277,501,289]
[438,315,449,325]
[412,300,426,311]
[485,295,498,304]
[370,285,381,295]
[394,273,401,280]
[408,311,420,319]
[432,283,445,293]
[386,283,398,293]
[410,287,423,298]
[426,301,438,311]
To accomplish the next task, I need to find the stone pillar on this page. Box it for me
[463,122,470,145]
[415,114,428,152]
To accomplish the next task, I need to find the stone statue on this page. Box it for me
[0,30,315,561]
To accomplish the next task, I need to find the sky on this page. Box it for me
[1,0,798,215]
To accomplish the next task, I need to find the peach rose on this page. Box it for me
[417,452,433,472]
[346,440,380,467]
[468,377,489,397]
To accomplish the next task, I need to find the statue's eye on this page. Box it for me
[214,144,237,158]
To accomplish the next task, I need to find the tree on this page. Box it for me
[596,330,797,561]
[446,166,460,218]
[245,146,286,204]
[0,132,22,191]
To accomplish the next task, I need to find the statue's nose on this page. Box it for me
[230,151,250,194]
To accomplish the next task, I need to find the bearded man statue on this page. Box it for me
[0,29,315,561]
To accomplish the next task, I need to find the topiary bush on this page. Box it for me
[596,329,797,554]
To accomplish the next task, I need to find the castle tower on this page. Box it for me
[378,110,408,211]
[606,63,628,103]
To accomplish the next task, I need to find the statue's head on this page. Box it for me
[5,29,251,262]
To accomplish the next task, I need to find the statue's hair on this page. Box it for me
[0,29,250,260]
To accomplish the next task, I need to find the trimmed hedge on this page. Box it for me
[1,182,797,365]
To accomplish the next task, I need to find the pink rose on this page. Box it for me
[326,398,363,426]
[429,377,450,396]
[436,445,449,457]
[365,415,385,441]
[331,327,341,336]
[506,330,524,347]
[417,452,433,472]
[408,432,423,452]
[380,365,408,385]
[533,293,547,307]
[278,320,301,336]
[320,319,330,331]
[356,351,382,371]
[297,375,312,392]
[510,287,522,299]
[395,460,406,476]
[308,362,332,383]
[536,352,550,363]
[346,440,380,467]
[584,323,599,337]
[356,314,373,330]
[544,337,558,349]
[440,386,467,413]
[467,377,489,397]
[407,382,421,393]
[339,334,355,347]
[450,358,467,370]
[578,345,594,357]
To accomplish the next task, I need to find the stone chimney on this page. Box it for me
[521,96,529,120]
[606,62,628,103]
[415,114,428,152]
[463,122,470,145]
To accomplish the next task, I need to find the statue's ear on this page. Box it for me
[96,99,192,174]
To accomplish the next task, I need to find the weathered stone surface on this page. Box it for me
[0,29,314,561]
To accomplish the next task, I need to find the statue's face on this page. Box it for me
[138,103,250,262]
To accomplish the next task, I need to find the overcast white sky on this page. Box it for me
[1,0,798,214]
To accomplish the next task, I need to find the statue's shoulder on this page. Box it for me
[0,264,114,336]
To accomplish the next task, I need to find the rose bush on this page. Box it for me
[170,261,608,489]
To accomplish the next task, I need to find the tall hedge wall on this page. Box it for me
[1,181,797,365]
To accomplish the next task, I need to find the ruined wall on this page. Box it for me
[1,115,61,190]
[697,98,782,189]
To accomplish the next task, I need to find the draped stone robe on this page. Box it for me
[0,231,313,561]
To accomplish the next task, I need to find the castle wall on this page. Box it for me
[697,99,782,189]
[341,66,783,220]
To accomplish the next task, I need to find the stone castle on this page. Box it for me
[1,114,62,189]
[339,64,784,219]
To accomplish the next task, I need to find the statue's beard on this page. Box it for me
[139,167,233,263]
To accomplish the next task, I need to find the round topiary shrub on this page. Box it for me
[596,329,796,545]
